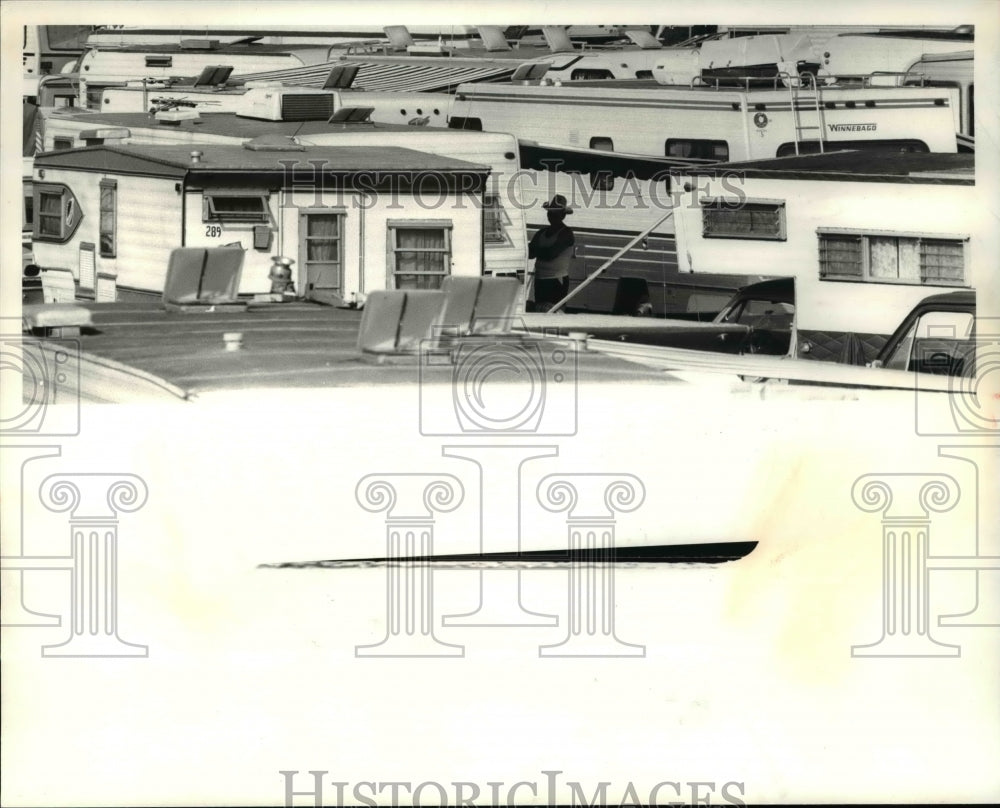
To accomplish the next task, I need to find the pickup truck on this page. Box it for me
[519,278,795,355]
[870,290,977,377]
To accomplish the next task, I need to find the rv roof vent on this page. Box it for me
[322,64,360,89]
[155,108,201,124]
[242,134,306,151]
[190,150,203,163]
[511,62,551,83]
[328,106,375,123]
[407,43,449,56]
[193,65,234,87]
[384,25,415,51]
[477,26,512,52]
[179,38,221,50]
[540,26,575,53]
[623,29,663,50]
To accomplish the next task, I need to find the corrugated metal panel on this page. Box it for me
[235,59,516,93]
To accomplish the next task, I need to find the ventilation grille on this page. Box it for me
[280,94,334,121]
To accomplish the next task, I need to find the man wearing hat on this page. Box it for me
[528,194,575,311]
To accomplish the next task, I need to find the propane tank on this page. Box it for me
[268,255,295,296]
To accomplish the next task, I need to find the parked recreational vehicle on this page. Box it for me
[819,29,973,78]
[904,50,974,147]
[73,42,339,84]
[30,142,490,302]
[23,25,93,78]
[84,25,484,48]
[37,97,750,317]
[448,78,960,159]
[36,105,526,279]
[669,151,976,363]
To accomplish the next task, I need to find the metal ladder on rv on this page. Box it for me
[784,71,826,155]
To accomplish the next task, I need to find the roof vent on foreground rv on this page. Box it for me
[193,65,234,87]
[179,39,221,50]
[242,134,306,151]
[155,108,201,125]
[190,150,203,163]
[328,106,375,124]
[511,62,551,84]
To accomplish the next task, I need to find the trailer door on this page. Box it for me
[299,210,344,304]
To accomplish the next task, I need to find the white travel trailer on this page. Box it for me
[23,25,93,78]
[669,151,976,362]
[37,105,527,279]
[73,41,338,83]
[904,50,974,146]
[448,78,961,160]
[30,141,490,302]
[819,30,973,79]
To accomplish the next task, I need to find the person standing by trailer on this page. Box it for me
[528,195,575,312]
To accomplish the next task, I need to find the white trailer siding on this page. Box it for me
[31,169,181,295]
[672,166,975,358]
[31,153,485,299]
[75,47,322,83]
[450,83,960,159]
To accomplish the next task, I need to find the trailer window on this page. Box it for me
[572,69,614,80]
[204,194,270,223]
[819,231,967,285]
[666,139,729,162]
[483,195,505,244]
[44,26,92,51]
[776,139,929,157]
[23,182,33,234]
[99,179,116,257]
[33,183,81,243]
[389,222,452,290]
[52,137,73,151]
[882,310,975,376]
[702,200,785,240]
[969,84,974,137]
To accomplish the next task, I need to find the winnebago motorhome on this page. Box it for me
[30,142,490,302]
[670,151,976,363]
[448,77,961,159]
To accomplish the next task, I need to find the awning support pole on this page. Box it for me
[547,208,674,313]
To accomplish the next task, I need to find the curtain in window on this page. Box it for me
[394,228,447,290]
[869,237,900,279]
[870,237,920,281]
[483,196,503,242]
[306,214,340,262]
[99,185,115,255]
[38,192,62,236]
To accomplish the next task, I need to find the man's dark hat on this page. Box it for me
[542,194,574,214]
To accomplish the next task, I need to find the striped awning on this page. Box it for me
[232,58,517,93]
